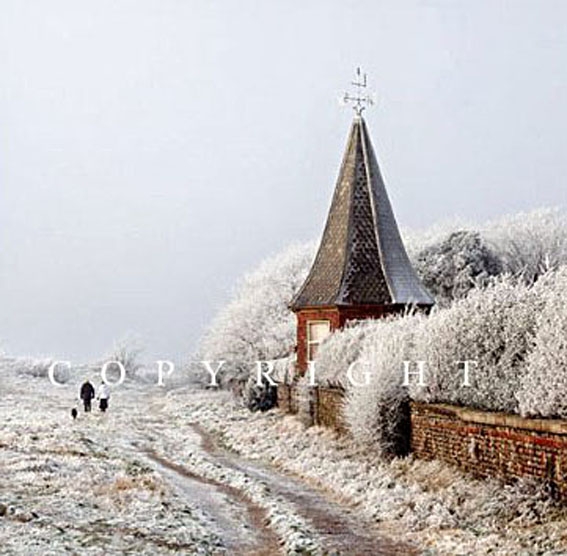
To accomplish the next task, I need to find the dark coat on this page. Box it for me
[80,381,95,401]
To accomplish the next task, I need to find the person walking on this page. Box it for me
[98,381,110,413]
[80,380,95,412]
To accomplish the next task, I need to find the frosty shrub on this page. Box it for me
[410,276,543,413]
[314,320,376,388]
[518,267,567,418]
[8,357,54,380]
[485,208,567,284]
[413,230,502,306]
[197,242,315,392]
[0,356,84,384]
[345,316,421,457]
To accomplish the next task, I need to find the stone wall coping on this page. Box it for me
[411,402,567,436]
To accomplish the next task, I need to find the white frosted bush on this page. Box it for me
[314,320,376,388]
[518,267,567,418]
[8,357,54,379]
[0,356,92,384]
[345,316,421,456]
[411,276,542,413]
[104,334,145,379]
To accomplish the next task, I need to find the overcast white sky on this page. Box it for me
[1,1,566,362]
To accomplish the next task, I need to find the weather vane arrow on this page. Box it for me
[341,67,375,116]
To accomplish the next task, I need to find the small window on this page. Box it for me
[307,320,331,361]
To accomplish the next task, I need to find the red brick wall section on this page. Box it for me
[295,308,341,373]
[411,402,567,497]
[277,384,347,434]
[278,389,567,496]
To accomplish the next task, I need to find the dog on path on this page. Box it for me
[71,407,78,420]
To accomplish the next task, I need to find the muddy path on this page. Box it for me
[39,384,416,555]
[126,423,280,556]
[143,448,280,556]
[189,423,416,556]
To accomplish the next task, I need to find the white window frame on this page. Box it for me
[306,320,331,362]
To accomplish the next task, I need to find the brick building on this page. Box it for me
[290,115,434,373]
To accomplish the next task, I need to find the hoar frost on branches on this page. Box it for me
[344,316,420,457]
[484,207,567,284]
[312,320,376,388]
[197,242,315,397]
[518,267,567,418]
[410,276,544,413]
[413,230,502,305]
[406,208,567,304]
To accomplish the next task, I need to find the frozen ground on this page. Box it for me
[0,368,409,555]
[0,374,225,555]
[2,367,567,555]
[168,389,567,556]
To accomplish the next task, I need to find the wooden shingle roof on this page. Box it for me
[291,116,434,310]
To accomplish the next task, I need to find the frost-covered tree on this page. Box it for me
[104,335,145,379]
[197,242,315,391]
[402,217,473,261]
[485,208,567,284]
[518,267,567,418]
[413,230,502,305]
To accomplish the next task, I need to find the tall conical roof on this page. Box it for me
[291,116,434,310]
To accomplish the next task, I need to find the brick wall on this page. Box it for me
[411,402,567,497]
[277,383,347,433]
[278,386,567,496]
[315,387,348,434]
[276,384,299,414]
[278,388,567,496]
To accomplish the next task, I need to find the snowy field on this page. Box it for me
[0,373,224,555]
[2,366,567,555]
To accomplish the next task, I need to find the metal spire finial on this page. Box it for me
[341,67,375,116]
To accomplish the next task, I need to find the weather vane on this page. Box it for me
[341,67,375,116]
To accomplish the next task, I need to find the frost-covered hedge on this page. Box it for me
[518,267,567,417]
[344,316,419,457]
[313,320,376,388]
[410,276,544,413]
[316,267,567,453]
